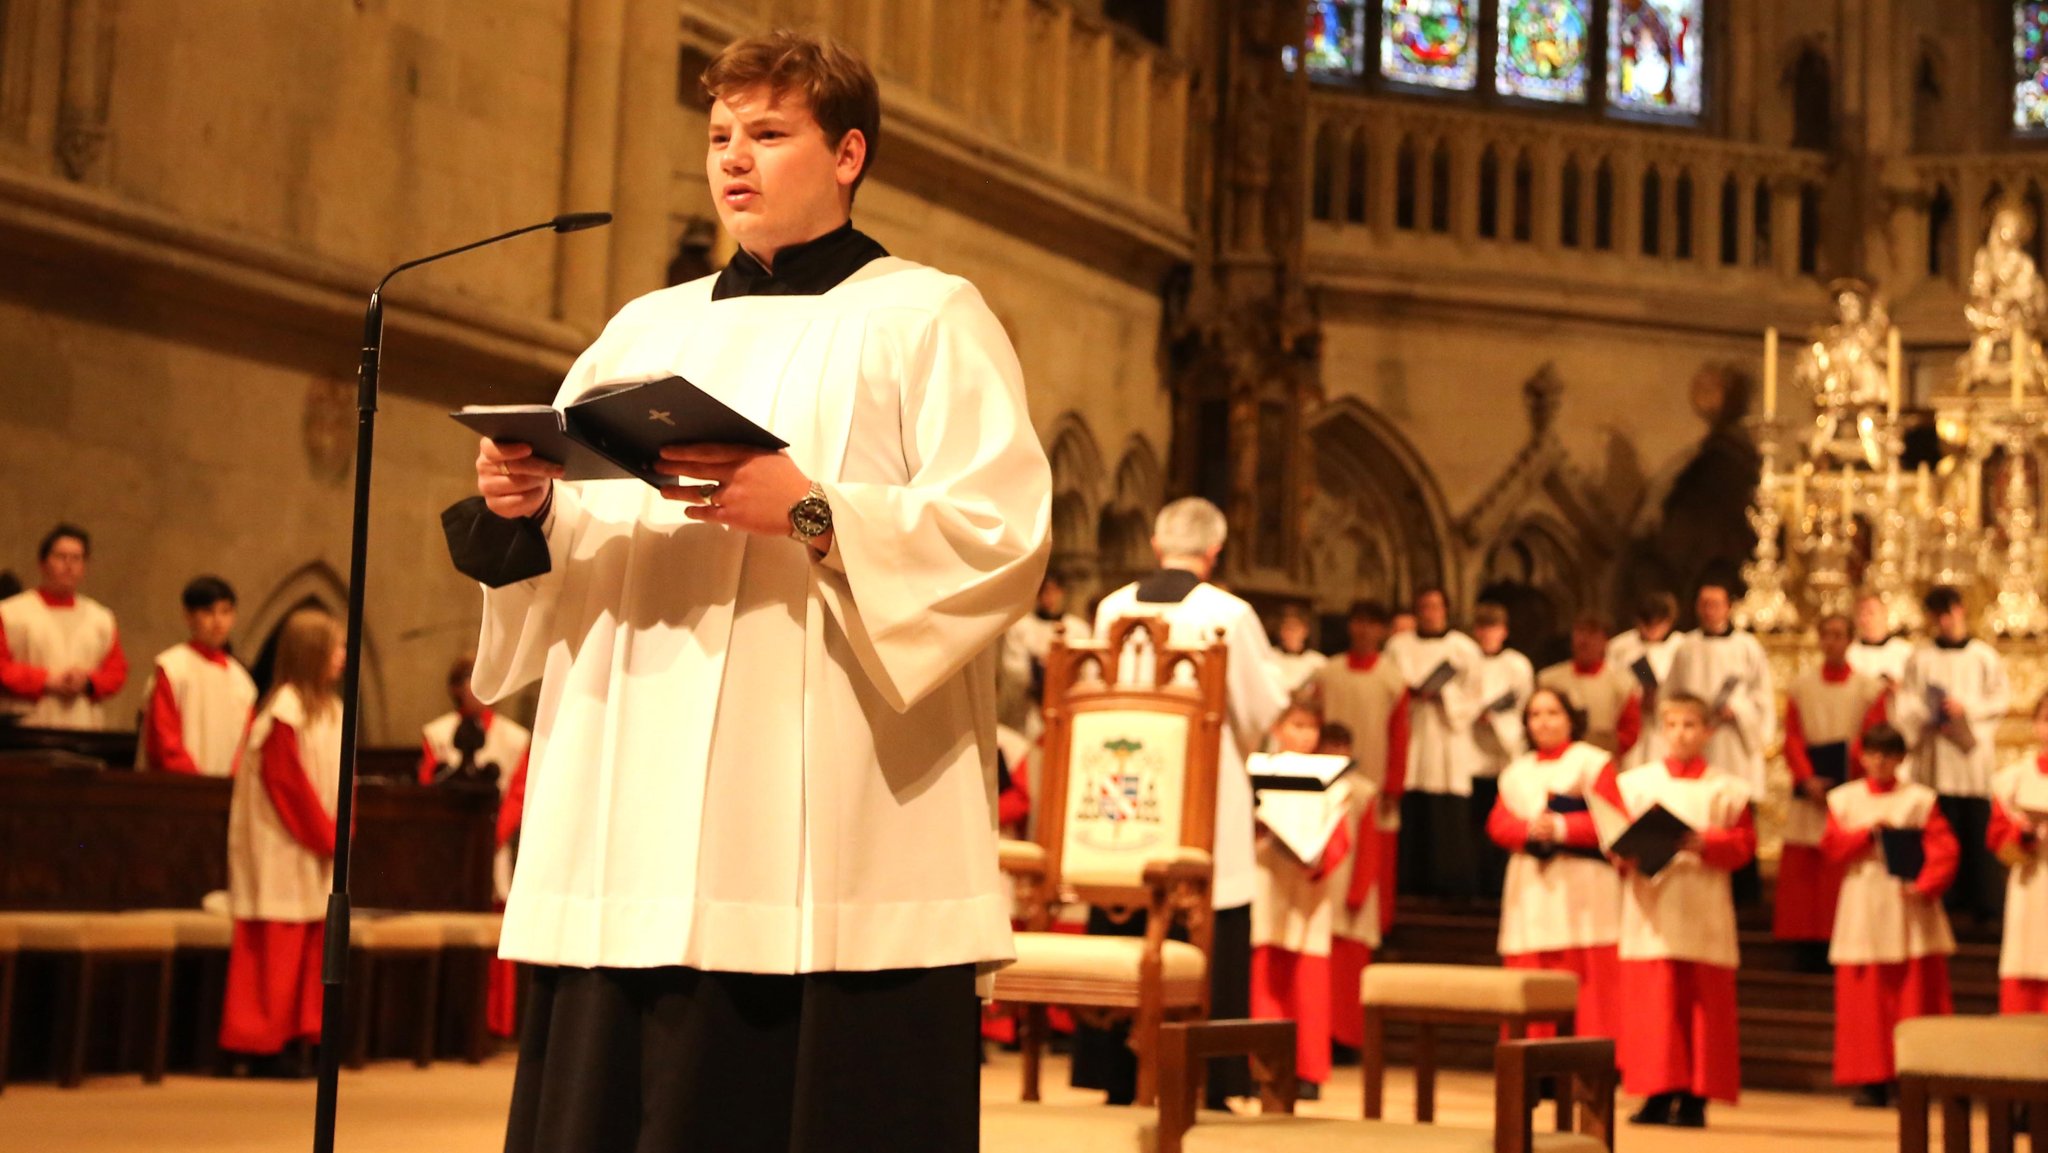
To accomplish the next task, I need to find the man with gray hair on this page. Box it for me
[1074,496,1289,1106]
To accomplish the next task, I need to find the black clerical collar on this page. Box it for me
[1935,635,1971,650]
[1699,625,1733,638]
[1858,636,1893,647]
[1136,569,1204,604]
[1034,607,1061,622]
[712,221,888,301]
[1416,628,1448,640]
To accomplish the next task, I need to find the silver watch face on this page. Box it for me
[791,495,832,539]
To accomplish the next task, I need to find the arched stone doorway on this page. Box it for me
[1303,398,1457,645]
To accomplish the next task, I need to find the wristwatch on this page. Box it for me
[788,481,833,545]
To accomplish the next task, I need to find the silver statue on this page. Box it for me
[1961,200,2048,392]
[1796,279,1893,467]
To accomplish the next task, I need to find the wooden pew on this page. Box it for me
[0,747,495,912]
[0,742,496,1079]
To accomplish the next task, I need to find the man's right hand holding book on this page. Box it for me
[477,438,563,519]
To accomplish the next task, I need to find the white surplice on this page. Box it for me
[1893,640,2011,798]
[473,259,1052,975]
[1094,580,1291,911]
[1384,630,1484,796]
[1847,636,1915,685]
[1663,629,1775,799]
[1606,628,1682,768]
[1458,648,1534,777]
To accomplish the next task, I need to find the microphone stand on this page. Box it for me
[313,212,610,1153]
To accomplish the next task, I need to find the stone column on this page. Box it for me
[1532,137,1562,251]
[554,0,629,329]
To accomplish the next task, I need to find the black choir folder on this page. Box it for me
[452,376,786,489]
[1609,803,1693,878]
[1924,686,1978,752]
[1415,660,1457,698]
[1877,827,1925,883]
[1629,655,1658,693]
[1248,752,1351,793]
[1806,741,1851,788]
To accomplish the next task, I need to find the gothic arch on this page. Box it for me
[1911,40,1946,154]
[1477,511,1602,660]
[240,561,386,739]
[1045,412,1108,588]
[1302,398,1457,615]
[1097,435,1166,592]
[1784,40,1834,151]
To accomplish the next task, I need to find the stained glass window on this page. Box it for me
[1607,0,1703,119]
[1303,1,1369,80]
[1496,0,1591,104]
[2016,4,2048,134]
[1380,0,1478,93]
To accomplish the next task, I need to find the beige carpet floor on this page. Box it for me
[0,1049,1947,1152]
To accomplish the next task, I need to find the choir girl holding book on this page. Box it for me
[1487,687,1621,1041]
[1249,700,1362,1098]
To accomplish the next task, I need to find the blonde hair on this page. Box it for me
[265,607,343,721]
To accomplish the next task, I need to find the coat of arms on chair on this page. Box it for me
[993,615,1229,1107]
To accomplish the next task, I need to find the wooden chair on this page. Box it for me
[994,615,1229,1108]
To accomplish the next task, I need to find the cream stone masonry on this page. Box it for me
[0,0,1188,740]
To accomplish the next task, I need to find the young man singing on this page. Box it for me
[466,31,1051,1153]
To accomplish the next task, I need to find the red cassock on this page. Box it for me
[1310,651,1409,958]
[1594,757,1755,1103]
[1251,786,1367,1085]
[1990,756,2048,1014]
[1775,663,1886,942]
[0,588,126,730]
[141,641,256,777]
[1488,741,1623,1042]
[485,750,533,1039]
[1315,650,1408,1048]
[220,691,338,1056]
[1820,778,1957,1085]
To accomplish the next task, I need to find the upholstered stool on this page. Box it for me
[121,908,233,1073]
[1896,1015,2048,1153]
[0,919,17,1094]
[346,915,444,1069]
[1150,1021,1616,1153]
[1144,1113,1610,1153]
[981,1103,1148,1153]
[423,912,502,1064]
[0,912,177,1087]
[1360,964,1579,1122]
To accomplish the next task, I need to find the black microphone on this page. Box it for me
[552,210,613,233]
[313,208,610,1153]
[374,210,614,294]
